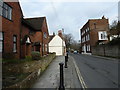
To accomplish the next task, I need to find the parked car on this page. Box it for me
[73,51,78,54]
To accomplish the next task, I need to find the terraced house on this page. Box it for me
[21,17,49,58]
[0,1,23,59]
[0,0,49,59]
[80,16,109,54]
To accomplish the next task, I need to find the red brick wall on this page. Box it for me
[81,18,109,53]
[21,24,32,58]
[89,19,109,46]
[41,18,49,55]
[2,2,23,59]
[33,31,42,56]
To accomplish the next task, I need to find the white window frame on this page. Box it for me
[88,45,90,51]
[1,2,12,20]
[13,35,17,53]
[0,32,3,52]
[45,44,47,52]
[88,34,90,40]
[98,31,108,40]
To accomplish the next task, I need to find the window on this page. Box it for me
[98,31,108,40]
[0,1,12,20]
[88,45,90,51]
[0,32,3,52]
[44,32,47,38]
[0,0,3,16]
[84,36,86,42]
[45,44,47,52]
[87,27,89,31]
[88,34,90,40]
[13,35,17,52]
[86,35,88,41]
[101,33,103,39]
[86,28,88,33]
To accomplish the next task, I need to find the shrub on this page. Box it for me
[31,51,41,60]
[25,56,32,61]
[107,37,120,45]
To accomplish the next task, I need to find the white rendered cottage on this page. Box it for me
[49,35,66,56]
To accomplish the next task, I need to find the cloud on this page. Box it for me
[20,0,119,2]
[20,1,118,41]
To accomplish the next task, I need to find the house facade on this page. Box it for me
[21,17,49,58]
[80,16,109,54]
[49,31,66,56]
[0,0,49,59]
[0,1,23,59]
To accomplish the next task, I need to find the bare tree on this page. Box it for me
[63,33,74,49]
[110,20,118,29]
[110,20,120,37]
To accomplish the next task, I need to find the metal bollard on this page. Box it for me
[59,63,65,90]
[66,53,68,62]
[64,56,68,68]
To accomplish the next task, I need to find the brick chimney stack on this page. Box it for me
[58,30,63,39]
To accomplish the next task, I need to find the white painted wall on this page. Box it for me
[49,35,66,56]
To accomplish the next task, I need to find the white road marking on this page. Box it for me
[71,56,87,89]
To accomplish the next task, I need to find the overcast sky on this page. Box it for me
[19,0,119,41]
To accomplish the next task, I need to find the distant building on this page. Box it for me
[80,16,109,54]
[49,31,66,56]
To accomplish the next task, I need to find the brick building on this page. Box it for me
[0,1,23,59]
[80,16,109,54]
[21,17,49,58]
[0,1,49,59]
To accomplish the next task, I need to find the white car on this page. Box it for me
[73,51,77,54]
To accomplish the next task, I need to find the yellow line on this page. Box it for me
[71,56,87,89]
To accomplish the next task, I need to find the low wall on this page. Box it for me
[3,53,56,88]
[92,45,120,58]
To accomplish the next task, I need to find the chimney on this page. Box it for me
[58,30,63,39]
[53,32,55,36]
[102,15,106,19]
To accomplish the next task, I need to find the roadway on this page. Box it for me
[70,53,119,88]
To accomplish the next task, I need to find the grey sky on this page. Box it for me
[19,0,119,41]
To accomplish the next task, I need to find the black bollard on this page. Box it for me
[66,53,68,62]
[59,63,65,90]
[64,56,68,68]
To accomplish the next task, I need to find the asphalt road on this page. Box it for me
[70,53,119,88]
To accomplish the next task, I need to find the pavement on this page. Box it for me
[31,56,81,89]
